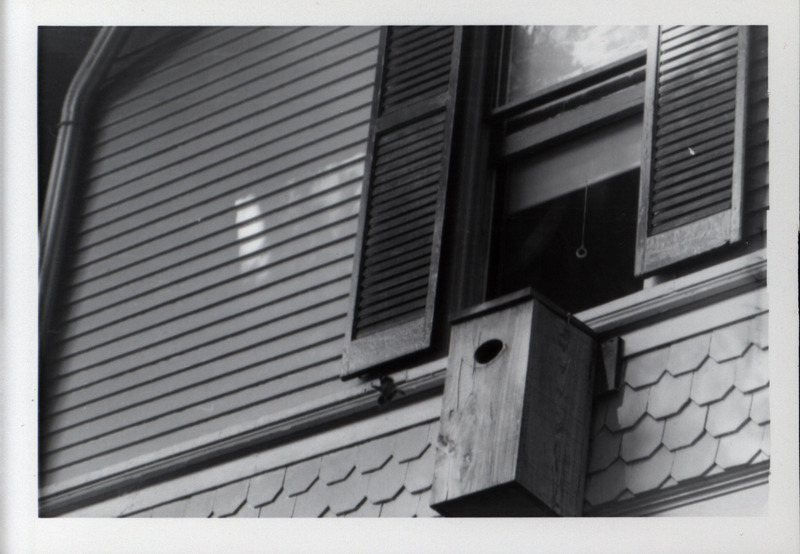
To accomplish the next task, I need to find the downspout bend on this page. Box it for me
[39,27,129,348]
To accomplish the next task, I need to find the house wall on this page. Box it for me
[41,26,769,517]
[41,26,381,490]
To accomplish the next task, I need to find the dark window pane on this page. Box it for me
[494,170,643,313]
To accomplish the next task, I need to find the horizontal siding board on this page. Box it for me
[58,257,355,373]
[43,324,341,465]
[42,374,355,485]
[47,354,344,458]
[69,161,364,287]
[47,295,349,439]
[82,105,371,219]
[72,151,365,274]
[99,27,290,117]
[67,180,361,304]
[56,275,351,385]
[93,27,370,145]
[89,54,376,188]
[52,303,347,411]
[49,348,343,450]
[88,67,375,186]
[59,235,356,344]
[75,123,370,246]
[49,331,344,427]
[63,214,358,334]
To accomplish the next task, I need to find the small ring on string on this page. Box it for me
[575,246,588,259]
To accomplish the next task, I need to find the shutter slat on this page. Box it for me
[356,266,430,298]
[653,177,730,211]
[651,198,730,233]
[366,212,437,247]
[360,250,430,285]
[652,166,732,202]
[653,153,734,191]
[654,133,735,169]
[661,25,727,49]
[356,285,428,320]
[636,26,749,275]
[655,116,734,156]
[355,297,427,333]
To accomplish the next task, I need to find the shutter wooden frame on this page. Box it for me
[342,27,463,378]
[635,26,750,276]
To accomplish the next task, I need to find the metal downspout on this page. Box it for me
[38,27,129,348]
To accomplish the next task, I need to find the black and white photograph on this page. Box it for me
[2,1,799,552]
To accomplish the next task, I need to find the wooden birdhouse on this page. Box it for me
[431,290,596,516]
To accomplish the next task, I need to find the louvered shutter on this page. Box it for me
[635,26,749,275]
[342,26,463,377]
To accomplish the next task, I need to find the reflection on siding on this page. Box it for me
[234,195,271,276]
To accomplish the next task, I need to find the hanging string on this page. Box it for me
[575,184,588,259]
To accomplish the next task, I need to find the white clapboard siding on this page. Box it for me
[40,26,380,490]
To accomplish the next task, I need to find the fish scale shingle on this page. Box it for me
[690,357,735,406]
[319,447,357,485]
[671,432,718,482]
[733,345,769,393]
[283,458,321,497]
[666,333,710,376]
[367,458,407,504]
[292,478,332,517]
[647,372,692,420]
[357,435,395,474]
[624,347,669,389]
[394,424,432,463]
[715,420,764,469]
[705,388,752,437]
[605,385,649,432]
[212,480,249,517]
[709,319,751,362]
[584,459,627,507]
[662,400,707,451]
[749,386,769,424]
[620,415,664,462]
[624,445,673,494]
[587,427,621,473]
[248,468,285,507]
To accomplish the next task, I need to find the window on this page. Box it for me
[492,26,649,313]
[343,25,761,378]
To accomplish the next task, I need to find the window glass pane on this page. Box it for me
[506,26,648,102]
